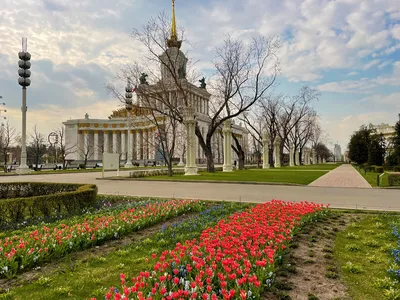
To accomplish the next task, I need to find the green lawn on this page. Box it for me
[277,163,341,171]
[334,214,399,300]
[0,166,170,176]
[145,168,330,185]
[355,168,389,187]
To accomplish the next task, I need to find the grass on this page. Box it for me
[334,214,399,300]
[278,163,341,171]
[144,168,330,185]
[0,166,171,176]
[355,168,389,187]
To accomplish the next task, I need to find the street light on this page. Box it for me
[0,102,6,126]
[16,37,31,174]
[124,78,134,168]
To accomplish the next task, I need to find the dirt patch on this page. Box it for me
[264,213,354,300]
[0,212,198,290]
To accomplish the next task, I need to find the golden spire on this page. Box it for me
[167,0,182,49]
[171,0,177,40]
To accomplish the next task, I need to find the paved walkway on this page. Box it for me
[1,170,400,211]
[309,164,372,188]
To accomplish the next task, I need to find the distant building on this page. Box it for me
[334,144,342,162]
[371,123,395,144]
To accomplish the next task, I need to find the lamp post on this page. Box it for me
[124,79,134,168]
[0,101,7,126]
[16,37,31,174]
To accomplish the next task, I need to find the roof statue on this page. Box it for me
[166,0,182,49]
[199,77,206,89]
[139,73,148,85]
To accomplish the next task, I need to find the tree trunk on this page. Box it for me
[167,163,173,177]
[238,151,245,170]
[4,155,7,173]
[205,147,215,172]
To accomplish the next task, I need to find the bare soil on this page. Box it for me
[0,212,198,290]
[264,213,354,300]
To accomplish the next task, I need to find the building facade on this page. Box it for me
[63,1,248,165]
[333,143,342,162]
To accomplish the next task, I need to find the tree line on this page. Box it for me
[348,119,400,166]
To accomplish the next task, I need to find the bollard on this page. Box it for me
[377,174,380,187]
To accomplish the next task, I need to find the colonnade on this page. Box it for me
[78,128,156,161]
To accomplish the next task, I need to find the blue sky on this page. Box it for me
[0,0,399,151]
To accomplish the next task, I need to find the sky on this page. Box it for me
[0,0,399,152]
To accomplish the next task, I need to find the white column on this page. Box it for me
[304,148,310,165]
[121,131,126,160]
[223,120,233,172]
[77,131,84,159]
[137,130,142,160]
[262,131,269,169]
[273,136,281,168]
[295,149,300,166]
[84,130,90,160]
[323,157,326,164]
[94,131,99,160]
[312,149,317,164]
[128,130,134,162]
[289,143,295,167]
[184,107,198,175]
[113,131,118,153]
[103,131,109,154]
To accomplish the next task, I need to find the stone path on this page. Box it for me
[309,164,372,188]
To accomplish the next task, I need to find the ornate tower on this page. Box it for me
[159,0,188,82]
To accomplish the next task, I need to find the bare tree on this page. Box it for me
[55,126,76,169]
[28,125,46,170]
[107,12,280,173]
[0,122,18,172]
[196,36,280,172]
[278,86,319,159]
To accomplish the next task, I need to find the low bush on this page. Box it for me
[394,166,400,172]
[388,174,400,186]
[128,167,223,178]
[375,166,384,173]
[0,182,97,225]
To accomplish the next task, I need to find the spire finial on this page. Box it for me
[166,0,182,48]
[171,0,177,40]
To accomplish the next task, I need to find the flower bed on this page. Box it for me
[102,200,326,300]
[0,199,201,278]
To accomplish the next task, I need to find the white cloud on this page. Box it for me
[363,59,380,70]
[347,71,358,76]
[392,24,400,40]
[360,92,400,106]
[317,61,400,92]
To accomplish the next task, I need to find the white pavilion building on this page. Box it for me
[63,1,248,166]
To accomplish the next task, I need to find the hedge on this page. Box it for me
[0,182,97,224]
[375,166,384,173]
[394,166,400,172]
[129,167,223,178]
[388,174,400,186]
